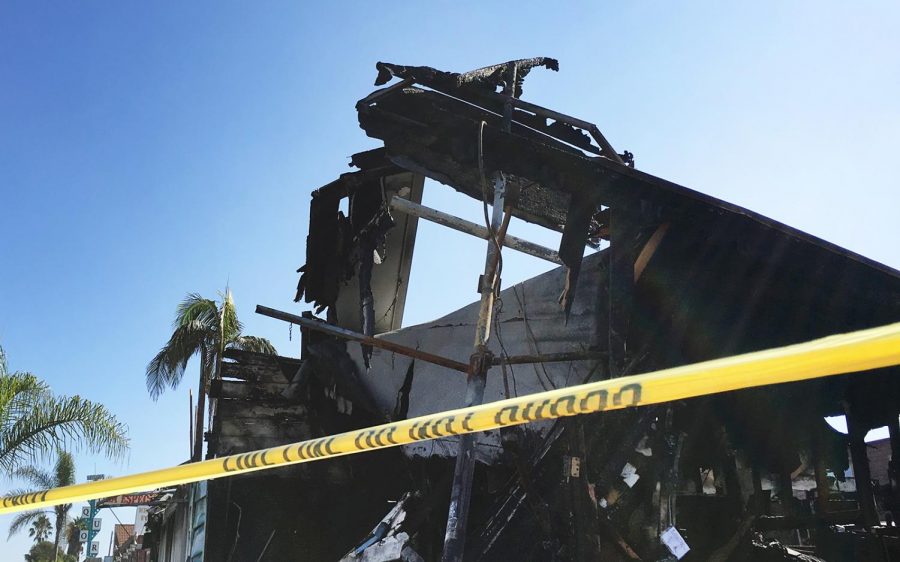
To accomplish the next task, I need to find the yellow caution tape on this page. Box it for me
[4,320,900,514]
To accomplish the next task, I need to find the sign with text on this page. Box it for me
[97,491,163,507]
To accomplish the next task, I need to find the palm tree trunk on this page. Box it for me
[53,520,61,562]
[193,347,209,462]
[212,298,226,428]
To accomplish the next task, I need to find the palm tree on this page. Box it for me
[146,289,276,460]
[7,451,77,560]
[27,514,52,544]
[64,517,85,558]
[0,346,128,473]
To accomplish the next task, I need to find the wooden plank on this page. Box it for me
[633,222,669,282]
[218,418,312,440]
[208,379,289,401]
[221,349,302,382]
[220,361,289,384]
[216,402,307,420]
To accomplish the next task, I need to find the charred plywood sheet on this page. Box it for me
[345,251,606,463]
[333,171,425,335]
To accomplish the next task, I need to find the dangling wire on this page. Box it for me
[478,121,505,298]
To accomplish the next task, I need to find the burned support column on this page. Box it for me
[844,400,879,526]
[778,468,795,515]
[812,424,831,515]
[564,421,603,561]
[750,465,767,515]
[608,203,639,378]
[442,173,507,562]
[889,414,900,515]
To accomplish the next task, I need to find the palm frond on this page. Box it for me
[0,394,128,472]
[0,373,50,425]
[145,320,210,399]
[0,345,7,377]
[27,514,52,542]
[7,510,49,540]
[229,336,277,355]
[220,289,243,344]
[175,294,219,329]
[11,466,54,490]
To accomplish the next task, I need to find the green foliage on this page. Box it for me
[0,347,126,559]
[27,515,52,543]
[24,540,74,562]
[146,289,277,398]
[8,451,78,556]
[0,347,128,472]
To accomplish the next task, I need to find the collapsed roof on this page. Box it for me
[228,58,900,560]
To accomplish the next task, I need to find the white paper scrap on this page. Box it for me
[660,526,690,559]
[622,472,640,488]
[620,462,640,487]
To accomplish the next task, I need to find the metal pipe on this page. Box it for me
[255,305,468,372]
[389,196,563,265]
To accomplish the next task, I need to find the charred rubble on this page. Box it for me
[197,59,900,561]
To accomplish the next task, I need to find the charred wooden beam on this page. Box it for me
[890,414,900,512]
[256,305,468,373]
[564,420,603,561]
[374,58,559,100]
[389,196,563,264]
[633,222,669,282]
[558,191,598,318]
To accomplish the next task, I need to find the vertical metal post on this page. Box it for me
[442,173,506,562]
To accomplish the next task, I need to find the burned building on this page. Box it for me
[201,59,900,561]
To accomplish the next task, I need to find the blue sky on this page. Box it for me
[1,1,899,558]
